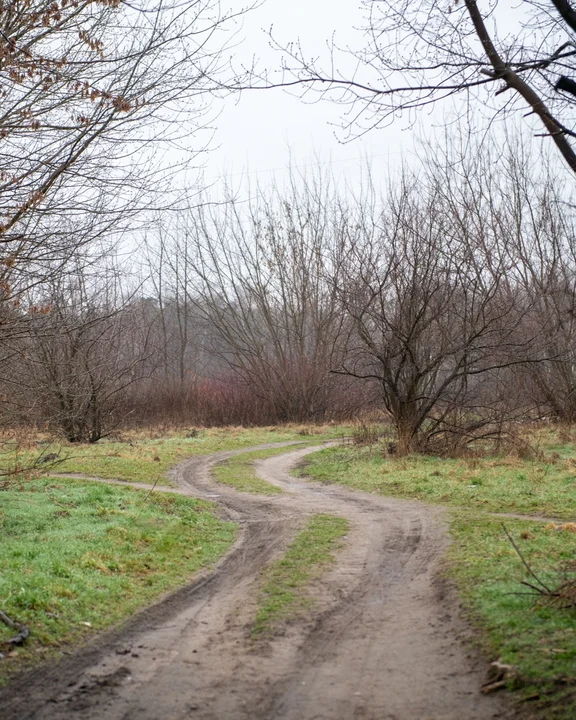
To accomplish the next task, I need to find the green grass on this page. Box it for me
[300,444,576,519]
[0,477,236,682]
[449,514,576,718]
[213,444,322,494]
[4,425,347,487]
[252,514,349,637]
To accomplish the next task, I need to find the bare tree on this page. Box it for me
[503,154,576,422]
[0,0,249,226]
[143,220,213,388]
[0,1,252,429]
[0,0,251,342]
[178,174,350,422]
[141,142,575,439]
[255,1,576,175]
[333,148,541,454]
[13,265,155,442]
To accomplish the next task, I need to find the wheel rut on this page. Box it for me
[1,444,515,720]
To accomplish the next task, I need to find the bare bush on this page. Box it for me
[14,267,155,442]
[332,148,538,454]
[152,173,349,423]
[126,374,278,428]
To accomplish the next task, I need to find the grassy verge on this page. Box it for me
[0,477,236,683]
[449,514,576,719]
[4,425,347,487]
[213,443,322,494]
[300,444,576,519]
[252,514,349,637]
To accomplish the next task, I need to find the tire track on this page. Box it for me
[1,444,514,720]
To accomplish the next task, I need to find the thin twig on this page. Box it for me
[502,523,553,594]
[0,610,19,630]
[0,609,29,646]
[142,477,160,502]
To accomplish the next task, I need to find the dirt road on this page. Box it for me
[1,444,513,720]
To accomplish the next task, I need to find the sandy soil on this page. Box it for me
[1,443,516,720]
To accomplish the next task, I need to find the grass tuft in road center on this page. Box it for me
[252,514,349,637]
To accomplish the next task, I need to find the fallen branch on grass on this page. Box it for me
[503,524,576,609]
[0,443,66,490]
[482,659,517,693]
[0,610,30,647]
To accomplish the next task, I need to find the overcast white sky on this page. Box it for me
[197,0,573,198]
[203,0,419,193]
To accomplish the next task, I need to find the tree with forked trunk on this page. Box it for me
[332,147,549,454]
